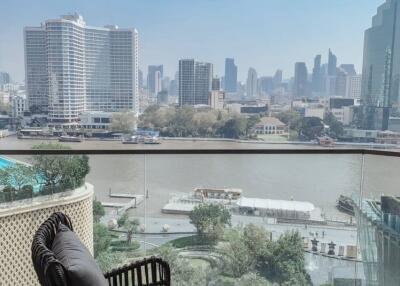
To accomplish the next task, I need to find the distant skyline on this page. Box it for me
[0,0,383,82]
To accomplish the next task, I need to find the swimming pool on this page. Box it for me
[0,157,14,169]
[0,157,43,193]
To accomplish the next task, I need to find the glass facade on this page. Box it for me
[362,0,400,130]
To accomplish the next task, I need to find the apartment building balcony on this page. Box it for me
[1,147,400,285]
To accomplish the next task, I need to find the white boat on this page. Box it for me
[122,136,139,144]
[144,136,160,144]
[162,188,242,214]
[58,136,82,143]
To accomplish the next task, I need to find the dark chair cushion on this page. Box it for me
[52,223,107,286]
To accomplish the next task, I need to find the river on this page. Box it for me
[2,136,400,219]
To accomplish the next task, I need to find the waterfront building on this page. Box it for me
[246,67,258,97]
[24,14,139,126]
[224,58,238,93]
[361,0,400,130]
[78,111,112,130]
[294,62,309,97]
[178,59,213,106]
[253,117,287,135]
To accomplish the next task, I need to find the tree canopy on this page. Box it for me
[189,203,231,242]
[324,112,344,139]
[138,105,258,139]
[31,143,90,191]
[110,111,136,133]
[93,199,105,223]
[298,117,324,140]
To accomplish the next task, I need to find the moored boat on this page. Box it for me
[144,136,160,144]
[336,195,355,215]
[58,135,82,143]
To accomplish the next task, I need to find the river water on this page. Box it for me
[2,136,400,218]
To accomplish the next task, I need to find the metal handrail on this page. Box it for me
[0,148,399,156]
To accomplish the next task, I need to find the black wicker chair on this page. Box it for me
[31,212,171,286]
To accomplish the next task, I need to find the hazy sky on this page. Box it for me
[0,0,383,82]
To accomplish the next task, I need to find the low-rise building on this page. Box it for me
[208,90,225,110]
[253,117,287,135]
[11,95,28,119]
[305,107,325,119]
[78,111,112,130]
[331,106,353,126]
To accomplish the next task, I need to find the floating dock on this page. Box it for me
[109,193,137,199]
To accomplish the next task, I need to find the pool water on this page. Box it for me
[0,157,43,193]
[0,157,14,169]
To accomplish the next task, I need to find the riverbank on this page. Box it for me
[3,134,400,151]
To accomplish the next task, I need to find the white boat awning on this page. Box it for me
[235,197,315,213]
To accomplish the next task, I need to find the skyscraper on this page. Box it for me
[328,49,337,76]
[24,14,139,124]
[361,0,400,130]
[346,75,362,99]
[273,69,283,86]
[246,67,258,97]
[0,72,10,85]
[212,77,221,91]
[335,68,348,97]
[312,55,323,93]
[293,62,309,98]
[138,69,144,90]
[147,65,163,95]
[340,64,357,76]
[224,58,237,93]
[178,59,213,106]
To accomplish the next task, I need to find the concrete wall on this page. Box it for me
[0,183,94,286]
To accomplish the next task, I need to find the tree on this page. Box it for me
[93,199,105,223]
[189,203,231,243]
[220,228,257,278]
[117,212,129,228]
[324,112,344,139]
[110,111,136,133]
[276,111,302,132]
[260,231,311,286]
[236,272,272,286]
[157,245,209,286]
[31,143,90,191]
[298,117,324,140]
[93,223,112,258]
[96,250,125,273]
[124,218,140,245]
[246,115,261,136]
[242,224,271,259]
[218,116,247,139]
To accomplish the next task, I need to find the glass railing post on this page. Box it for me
[144,153,147,257]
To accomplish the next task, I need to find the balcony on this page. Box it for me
[1,146,400,286]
